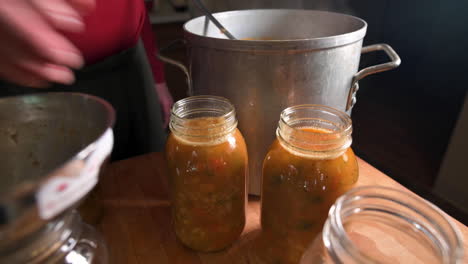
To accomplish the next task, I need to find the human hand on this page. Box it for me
[155,82,174,128]
[0,0,95,87]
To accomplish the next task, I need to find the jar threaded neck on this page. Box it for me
[277,105,352,159]
[170,96,238,143]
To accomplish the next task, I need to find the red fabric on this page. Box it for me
[64,0,165,83]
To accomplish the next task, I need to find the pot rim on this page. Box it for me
[183,9,368,51]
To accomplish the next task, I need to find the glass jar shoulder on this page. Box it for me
[166,128,248,187]
[166,128,247,158]
[263,138,358,187]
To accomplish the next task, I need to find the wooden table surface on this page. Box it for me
[94,152,468,264]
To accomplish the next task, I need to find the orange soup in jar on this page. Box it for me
[165,96,248,252]
[254,105,358,264]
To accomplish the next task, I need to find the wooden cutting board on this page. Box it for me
[92,152,468,264]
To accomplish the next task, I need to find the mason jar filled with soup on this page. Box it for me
[165,96,248,252]
[252,105,359,264]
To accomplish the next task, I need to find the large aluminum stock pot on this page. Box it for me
[159,9,401,194]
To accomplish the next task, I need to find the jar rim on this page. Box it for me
[324,186,464,264]
[171,95,235,121]
[170,95,238,141]
[277,104,353,157]
[280,104,352,138]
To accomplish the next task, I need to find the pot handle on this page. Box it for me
[346,44,401,111]
[156,39,193,96]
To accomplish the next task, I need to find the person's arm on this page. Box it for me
[0,0,94,87]
[140,9,165,84]
[140,10,174,127]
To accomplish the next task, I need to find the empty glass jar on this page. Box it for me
[300,186,464,264]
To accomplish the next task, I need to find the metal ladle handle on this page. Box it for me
[191,0,236,40]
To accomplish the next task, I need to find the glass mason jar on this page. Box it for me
[300,186,464,264]
[165,95,248,252]
[253,105,359,264]
[0,210,108,264]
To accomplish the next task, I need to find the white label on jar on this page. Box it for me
[37,129,114,220]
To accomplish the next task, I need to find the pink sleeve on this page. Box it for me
[140,8,166,84]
